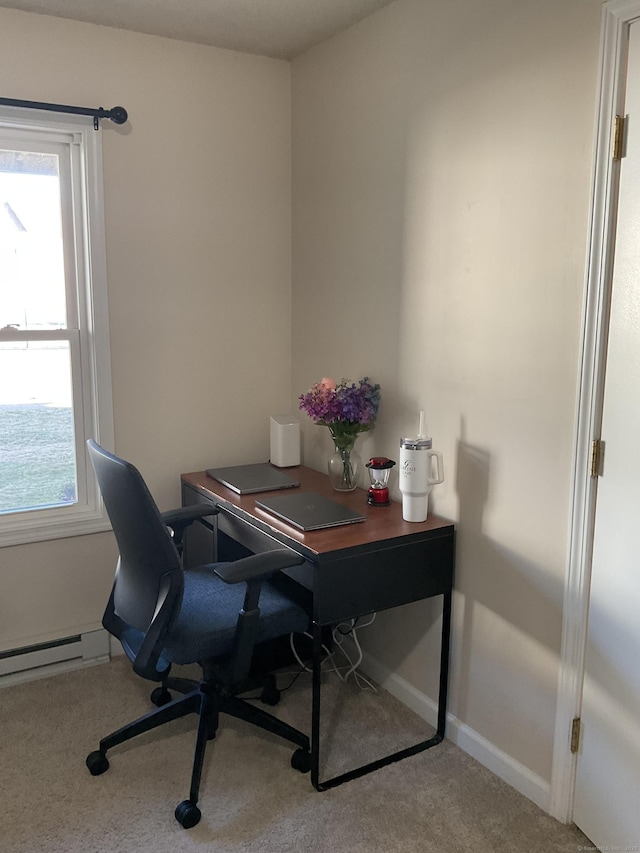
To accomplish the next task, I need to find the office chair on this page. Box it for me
[85,441,312,829]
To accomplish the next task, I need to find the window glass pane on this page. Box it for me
[0,341,77,513]
[0,150,67,331]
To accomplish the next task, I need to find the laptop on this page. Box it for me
[205,463,300,495]
[255,491,366,531]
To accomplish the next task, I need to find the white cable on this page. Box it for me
[289,631,340,676]
[332,615,377,691]
[289,613,377,692]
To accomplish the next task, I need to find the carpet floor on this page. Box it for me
[0,657,589,852]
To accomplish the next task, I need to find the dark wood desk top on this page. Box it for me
[181,466,453,558]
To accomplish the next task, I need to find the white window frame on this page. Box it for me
[0,106,114,547]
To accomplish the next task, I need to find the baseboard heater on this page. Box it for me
[0,629,110,687]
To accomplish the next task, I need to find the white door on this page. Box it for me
[572,19,640,847]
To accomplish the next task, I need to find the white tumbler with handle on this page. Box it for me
[399,415,444,522]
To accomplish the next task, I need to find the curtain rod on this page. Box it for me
[0,96,128,130]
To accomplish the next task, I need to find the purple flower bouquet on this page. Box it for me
[298,377,381,490]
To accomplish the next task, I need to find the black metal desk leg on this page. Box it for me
[436,588,452,741]
[310,591,451,792]
[311,621,323,790]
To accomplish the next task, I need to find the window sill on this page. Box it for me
[0,510,112,548]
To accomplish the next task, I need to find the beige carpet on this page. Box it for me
[1,657,589,852]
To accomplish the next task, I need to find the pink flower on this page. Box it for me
[320,377,336,391]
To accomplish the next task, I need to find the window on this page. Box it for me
[0,107,114,546]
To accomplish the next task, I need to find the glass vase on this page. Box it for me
[327,436,362,492]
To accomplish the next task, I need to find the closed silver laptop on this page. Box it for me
[206,463,300,495]
[255,492,366,531]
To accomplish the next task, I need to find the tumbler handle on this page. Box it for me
[427,450,444,485]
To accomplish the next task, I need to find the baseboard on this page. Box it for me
[362,651,551,814]
[0,630,110,689]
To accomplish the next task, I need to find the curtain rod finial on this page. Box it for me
[109,106,128,125]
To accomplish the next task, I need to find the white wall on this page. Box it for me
[291,0,602,798]
[0,8,292,652]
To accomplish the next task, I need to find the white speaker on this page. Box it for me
[270,415,301,467]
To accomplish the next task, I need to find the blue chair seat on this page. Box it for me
[164,566,309,664]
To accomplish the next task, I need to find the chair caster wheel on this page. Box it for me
[260,685,281,706]
[86,750,109,776]
[175,799,201,829]
[150,687,172,706]
[291,748,312,773]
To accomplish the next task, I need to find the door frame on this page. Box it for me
[549,0,640,822]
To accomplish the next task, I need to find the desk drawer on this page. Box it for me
[182,482,312,581]
[313,533,454,625]
[216,507,297,558]
[182,483,296,559]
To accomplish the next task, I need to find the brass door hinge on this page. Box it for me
[590,439,604,478]
[571,717,581,753]
[613,114,626,160]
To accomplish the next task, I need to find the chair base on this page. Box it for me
[152,672,281,708]
[86,678,311,828]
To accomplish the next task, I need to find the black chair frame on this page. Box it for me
[85,441,312,829]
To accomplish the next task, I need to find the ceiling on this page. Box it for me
[0,0,397,60]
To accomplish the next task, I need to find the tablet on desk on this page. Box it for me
[255,492,366,531]
[205,463,300,495]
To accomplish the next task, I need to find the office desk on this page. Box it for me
[181,466,454,791]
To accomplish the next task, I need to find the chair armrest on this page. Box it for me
[214,549,304,584]
[161,505,217,529]
[162,505,217,552]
